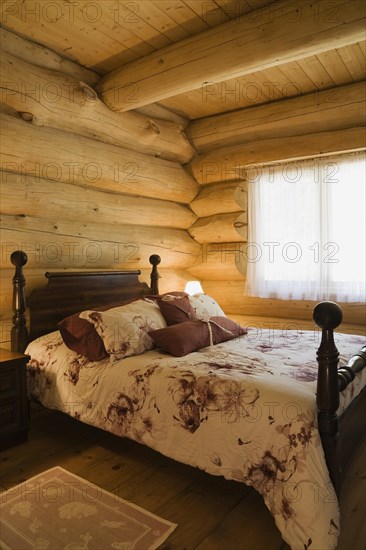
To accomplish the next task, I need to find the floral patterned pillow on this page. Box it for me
[188,294,226,321]
[79,300,167,361]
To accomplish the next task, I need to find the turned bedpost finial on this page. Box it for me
[149,254,161,295]
[313,301,342,411]
[10,250,29,353]
[313,301,343,332]
[313,301,342,492]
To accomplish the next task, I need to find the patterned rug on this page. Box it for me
[0,466,177,549]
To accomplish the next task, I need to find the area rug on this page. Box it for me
[0,466,177,549]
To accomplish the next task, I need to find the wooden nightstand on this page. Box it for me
[0,348,30,450]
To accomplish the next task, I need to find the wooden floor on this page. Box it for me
[1,403,365,550]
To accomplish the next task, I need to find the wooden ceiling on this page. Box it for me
[1,0,365,120]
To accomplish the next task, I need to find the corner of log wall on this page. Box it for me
[186,178,248,288]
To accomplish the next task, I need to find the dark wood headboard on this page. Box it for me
[10,251,161,351]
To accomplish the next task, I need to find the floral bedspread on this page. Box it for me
[26,329,366,550]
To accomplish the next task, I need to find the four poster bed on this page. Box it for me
[10,250,366,550]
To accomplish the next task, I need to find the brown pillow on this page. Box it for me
[155,295,197,325]
[58,298,138,361]
[148,316,247,357]
[58,314,107,362]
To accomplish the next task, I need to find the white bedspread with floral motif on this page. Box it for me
[26,329,366,550]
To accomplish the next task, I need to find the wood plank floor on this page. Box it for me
[1,402,365,550]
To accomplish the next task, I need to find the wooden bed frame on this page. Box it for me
[9,250,366,496]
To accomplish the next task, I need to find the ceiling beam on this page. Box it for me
[97,0,366,112]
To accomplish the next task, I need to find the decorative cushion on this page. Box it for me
[154,294,198,325]
[79,299,167,361]
[188,294,226,320]
[148,316,247,357]
[58,314,107,362]
[58,298,138,361]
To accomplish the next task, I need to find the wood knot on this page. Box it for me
[18,112,44,126]
[18,111,34,122]
[79,81,98,104]
[148,120,160,134]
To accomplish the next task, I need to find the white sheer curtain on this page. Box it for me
[245,152,366,302]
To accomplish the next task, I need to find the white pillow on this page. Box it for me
[188,294,226,321]
[80,299,166,361]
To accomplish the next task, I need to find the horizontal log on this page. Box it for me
[187,242,247,280]
[190,127,366,184]
[0,114,198,203]
[0,26,99,86]
[201,281,366,326]
[97,0,365,111]
[188,212,247,243]
[0,172,196,230]
[190,181,247,217]
[1,215,200,270]
[188,81,366,153]
[0,51,194,163]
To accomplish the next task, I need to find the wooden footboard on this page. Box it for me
[313,301,366,494]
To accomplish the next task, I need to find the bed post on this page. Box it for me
[313,301,343,494]
[10,250,29,353]
[149,254,161,295]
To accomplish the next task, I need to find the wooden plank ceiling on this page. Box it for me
[1,0,365,120]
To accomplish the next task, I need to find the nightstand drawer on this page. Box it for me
[0,349,30,450]
[0,368,19,396]
[0,399,21,433]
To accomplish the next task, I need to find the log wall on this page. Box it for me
[1,28,364,345]
[0,30,199,347]
[186,85,366,329]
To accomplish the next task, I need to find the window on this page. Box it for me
[245,151,366,303]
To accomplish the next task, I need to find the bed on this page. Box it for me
[10,250,366,550]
